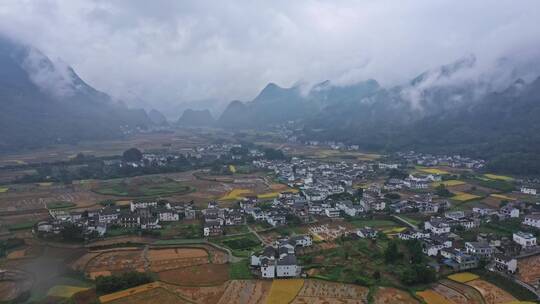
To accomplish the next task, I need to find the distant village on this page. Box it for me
[33,143,540,286]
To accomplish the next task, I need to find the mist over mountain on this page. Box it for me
[0,36,152,152]
[177,109,215,127]
[216,56,540,174]
[148,109,168,126]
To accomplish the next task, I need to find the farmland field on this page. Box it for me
[432,180,465,187]
[432,283,470,304]
[484,174,514,181]
[452,192,482,202]
[416,290,452,304]
[448,272,480,283]
[93,177,192,197]
[292,280,369,304]
[374,287,419,304]
[266,279,304,304]
[217,280,271,304]
[417,167,450,174]
[99,282,185,304]
[467,279,517,304]
[219,188,253,200]
[489,194,516,201]
[517,255,540,285]
[0,187,8,193]
[47,285,89,298]
[158,263,229,286]
[81,246,221,278]
[46,201,76,209]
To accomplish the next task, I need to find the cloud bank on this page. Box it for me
[1,0,540,116]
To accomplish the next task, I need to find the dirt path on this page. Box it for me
[248,225,268,245]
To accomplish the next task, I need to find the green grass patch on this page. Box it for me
[46,201,76,210]
[8,221,36,231]
[160,222,202,239]
[484,174,514,181]
[0,187,9,193]
[105,227,138,237]
[93,179,192,197]
[474,178,515,193]
[223,237,260,250]
[212,233,262,257]
[229,260,253,279]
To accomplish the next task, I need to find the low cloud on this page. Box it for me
[0,0,539,116]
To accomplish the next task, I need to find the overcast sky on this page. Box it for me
[1,0,540,114]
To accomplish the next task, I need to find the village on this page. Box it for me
[28,143,540,296]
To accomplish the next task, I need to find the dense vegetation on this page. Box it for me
[95,272,154,294]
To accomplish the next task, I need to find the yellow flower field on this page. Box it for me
[448,272,479,283]
[490,194,516,201]
[0,187,8,193]
[452,192,481,202]
[257,192,280,199]
[220,188,253,200]
[229,165,237,173]
[266,279,304,304]
[383,227,407,234]
[484,174,513,181]
[47,285,89,298]
[417,167,449,174]
[432,180,465,187]
[416,290,453,304]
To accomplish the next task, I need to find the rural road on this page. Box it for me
[392,215,419,231]
[248,225,268,245]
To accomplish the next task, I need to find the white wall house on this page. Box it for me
[513,231,537,248]
[523,214,540,229]
[324,208,341,218]
[424,218,451,235]
[521,187,537,195]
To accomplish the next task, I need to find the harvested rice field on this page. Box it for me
[517,255,540,285]
[417,289,453,304]
[448,272,480,283]
[466,279,517,304]
[373,287,419,304]
[266,279,304,304]
[158,263,230,286]
[292,280,369,304]
[217,280,271,304]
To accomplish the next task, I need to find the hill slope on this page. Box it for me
[0,36,152,152]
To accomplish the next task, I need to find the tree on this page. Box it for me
[435,184,454,197]
[264,148,286,160]
[373,270,381,281]
[384,240,402,263]
[122,148,143,162]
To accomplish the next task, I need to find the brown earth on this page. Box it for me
[373,287,419,304]
[158,264,230,286]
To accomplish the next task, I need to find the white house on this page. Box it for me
[289,235,313,247]
[157,210,179,222]
[513,231,537,248]
[523,214,540,229]
[260,257,276,278]
[465,242,494,259]
[130,201,157,212]
[324,208,341,218]
[494,254,517,274]
[521,187,537,195]
[336,201,363,217]
[424,218,451,235]
[276,255,298,277]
